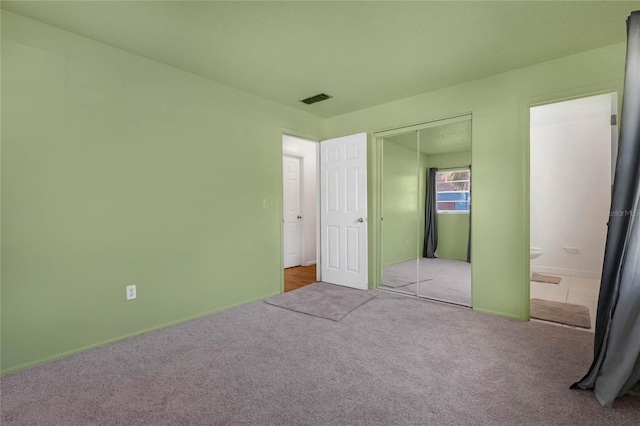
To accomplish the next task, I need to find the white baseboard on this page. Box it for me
[531,265,600,279]
[305,260,317,266]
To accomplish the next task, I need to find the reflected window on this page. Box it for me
[436,169,470,213]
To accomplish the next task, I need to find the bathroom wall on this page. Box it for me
[530,94,614,277]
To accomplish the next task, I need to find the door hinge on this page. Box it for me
[611,114,617,126]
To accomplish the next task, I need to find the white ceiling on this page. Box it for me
[1,1,636,118]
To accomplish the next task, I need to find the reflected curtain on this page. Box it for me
[571,10,640,407]
[424,168,438,258]
[467,165,472,263]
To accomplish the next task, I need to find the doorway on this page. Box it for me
[529,92,618,330]
[375,115,473,307]
[282,132,370,293]
[282,135,318,292]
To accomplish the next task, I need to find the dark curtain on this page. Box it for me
[467,165,472,263]
[423,168,438,258]
[572,10,640,407]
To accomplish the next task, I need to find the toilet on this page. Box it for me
[530,247,543,260]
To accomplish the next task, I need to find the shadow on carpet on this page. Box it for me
[265,282,376,321]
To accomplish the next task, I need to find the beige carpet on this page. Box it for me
[531,272,562,284]
[4,291,640,425]
[530,298,591,328]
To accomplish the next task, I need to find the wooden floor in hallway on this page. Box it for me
[284,265,317,292]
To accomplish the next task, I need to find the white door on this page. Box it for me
[283,155,302,268]
[320,133,368,290]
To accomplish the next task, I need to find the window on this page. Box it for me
[436,169,470,213]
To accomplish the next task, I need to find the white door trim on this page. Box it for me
[316,140,322,282]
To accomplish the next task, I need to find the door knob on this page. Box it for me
[357,217,364,223]
[297,215,302,219]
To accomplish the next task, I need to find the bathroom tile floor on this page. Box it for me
[530,274,600,332]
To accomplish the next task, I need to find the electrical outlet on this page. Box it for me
[126,285,137,300]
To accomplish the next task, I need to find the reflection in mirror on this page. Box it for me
[416,118,472,306]
[379,131,421,296]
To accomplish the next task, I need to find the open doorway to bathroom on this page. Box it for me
[529,93,618,331]
[282,134,318,292]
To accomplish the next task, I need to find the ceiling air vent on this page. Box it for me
[301,93,332,105]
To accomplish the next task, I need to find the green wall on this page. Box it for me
[0,10,628,374]
[381,140,428,266]
[436,215,468,261]
[0,12,324,374]
[382,146,470,265]
[427,151,471,261]
[327,43,625,320]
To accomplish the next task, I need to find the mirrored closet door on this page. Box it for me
[380,131,421,295]
[379,116,472,307]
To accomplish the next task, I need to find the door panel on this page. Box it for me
[327,226,340,270]
[283,155,302,268]
[320,133,368,289]
[346,227,360,273]
[346,168,359,212]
